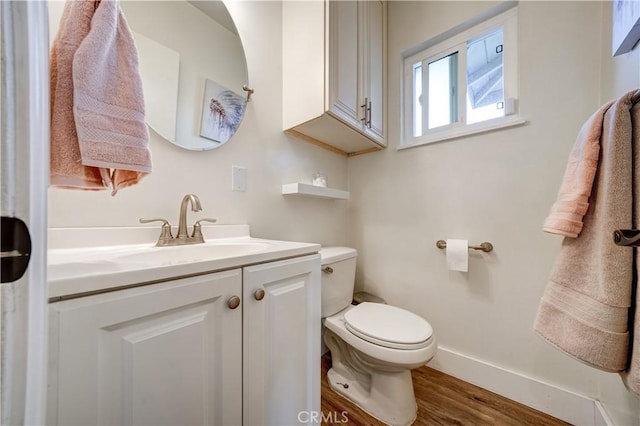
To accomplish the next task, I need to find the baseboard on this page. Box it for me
[594,401,614,426]
[427,346,601,425]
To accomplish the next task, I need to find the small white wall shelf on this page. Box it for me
[281,183,350,200]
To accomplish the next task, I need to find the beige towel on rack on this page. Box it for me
[534,89,640,395]
[50,0,107,189]
[621,99,640,394]
[542,100,615,238]
[73,0,152,195]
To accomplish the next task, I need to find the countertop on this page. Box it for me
[48,225,320,301]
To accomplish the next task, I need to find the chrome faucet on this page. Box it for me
[140,193,216,246]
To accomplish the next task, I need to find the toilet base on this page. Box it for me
[327,366,417,426]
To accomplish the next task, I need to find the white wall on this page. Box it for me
[348,1,638,423]
[47,0,350,246]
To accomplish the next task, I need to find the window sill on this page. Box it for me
[398,115,527,150]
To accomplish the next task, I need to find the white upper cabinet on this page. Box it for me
[283,0,386,157]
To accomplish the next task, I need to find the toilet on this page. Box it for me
[320,247,437,426]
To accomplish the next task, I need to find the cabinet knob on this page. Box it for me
[254,289,265,301]
[227,296,241,309]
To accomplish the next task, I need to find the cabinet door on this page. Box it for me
[362,0,385,144]
[328,0,362,129]
[47,270,242,426]
[329,0,385,145]
[243,255,321,426]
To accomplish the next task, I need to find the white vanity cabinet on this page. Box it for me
[47,269,243,426]
[283,0,386,156]
[47,254,320,426]
[242,255,321,426]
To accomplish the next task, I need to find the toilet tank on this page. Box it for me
[320,247,357,318]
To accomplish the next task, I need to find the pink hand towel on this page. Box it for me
[72,0,152,195]
[542,99,615,238]
[50,0,107,189]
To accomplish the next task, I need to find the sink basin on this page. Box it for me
[115,241,272,265]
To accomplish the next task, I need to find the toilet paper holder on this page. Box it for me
[436,240,494,253]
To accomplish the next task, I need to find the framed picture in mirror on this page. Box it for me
[613,0,640,56]
[199,79,246,144]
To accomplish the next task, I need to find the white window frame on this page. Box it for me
[401,6,525,149]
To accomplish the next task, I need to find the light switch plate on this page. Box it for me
[232,166,247,192]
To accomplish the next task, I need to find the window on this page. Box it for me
[402,6,523,148]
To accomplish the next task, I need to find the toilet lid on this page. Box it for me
[344,302,433,350]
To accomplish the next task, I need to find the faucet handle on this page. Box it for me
[139,218,174,245]
[194,218,217,227]
[139,217,170,225]
[192,218,217,241]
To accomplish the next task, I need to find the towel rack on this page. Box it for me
[613,229,640,247]
[436,240,494,253]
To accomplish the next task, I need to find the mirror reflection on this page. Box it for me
[120,0,249,151]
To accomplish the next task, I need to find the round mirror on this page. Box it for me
[121,0,249,151]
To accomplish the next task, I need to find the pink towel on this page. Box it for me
[50,0,106,189]
[542,99,615,237]
[50,0,151,195]
[534,90,640,395]
[72,0,151,195]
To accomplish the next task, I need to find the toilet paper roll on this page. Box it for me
[446,239,468,272]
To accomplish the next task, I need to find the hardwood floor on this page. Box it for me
[320,354,571,426]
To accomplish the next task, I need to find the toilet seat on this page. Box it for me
[344,302,433,350]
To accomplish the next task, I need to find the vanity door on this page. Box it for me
[242,254,321,425]
[47,269,242,426]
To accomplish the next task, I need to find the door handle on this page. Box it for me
[360,97,369,123]
[1,217,32,283]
